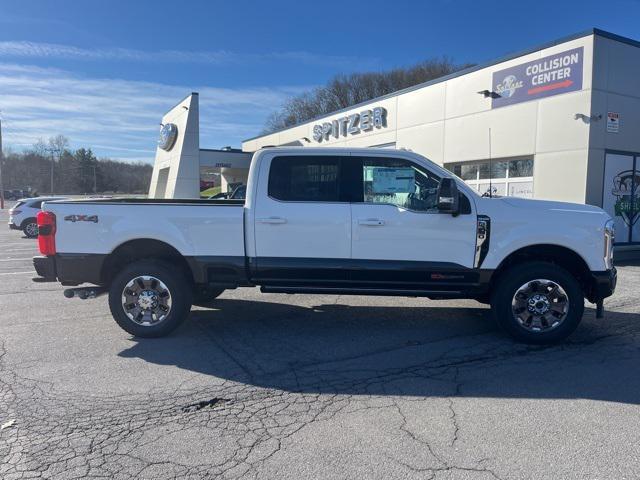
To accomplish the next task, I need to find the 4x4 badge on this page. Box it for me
[64,214,98,223]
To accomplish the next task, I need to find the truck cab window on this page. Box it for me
[361,157,441,212]
[269,156,341,202]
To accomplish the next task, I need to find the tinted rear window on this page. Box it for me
[268,156,341,202]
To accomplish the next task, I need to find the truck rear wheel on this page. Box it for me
[108,260,192,338]
[491,261,584,344]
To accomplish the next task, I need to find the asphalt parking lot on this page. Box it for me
[1,203,639,479]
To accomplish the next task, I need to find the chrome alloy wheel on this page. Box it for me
[25,222,38,237]
[511,279,569,332]
[121,275,172,326]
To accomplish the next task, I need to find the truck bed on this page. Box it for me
[43,198,246,258]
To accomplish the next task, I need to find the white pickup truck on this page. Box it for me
[33,147,617,343]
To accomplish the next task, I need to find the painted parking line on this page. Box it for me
[0,258,34,262]
[0,271,34,276]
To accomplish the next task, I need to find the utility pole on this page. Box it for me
[0,118,5,209]
[50,149,54,195]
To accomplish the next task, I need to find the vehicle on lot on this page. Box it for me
[207,191,229,200]
[9,196,67,238]
[32,148,616,343]
[207,185,246,200]
[229,184,246,200]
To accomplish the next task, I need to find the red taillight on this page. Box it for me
[37,211,56,255]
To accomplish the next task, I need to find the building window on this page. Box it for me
[445,157,534,198]
[268,156,341,202]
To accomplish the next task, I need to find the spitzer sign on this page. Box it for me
[492,47,583,108]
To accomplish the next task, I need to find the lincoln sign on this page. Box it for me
[312,106,387,142]
[492,47,583,108]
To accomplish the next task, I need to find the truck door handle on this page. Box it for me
[258,216,287,224]
[358,218,385,226]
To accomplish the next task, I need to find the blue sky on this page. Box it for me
[0,0,639,162]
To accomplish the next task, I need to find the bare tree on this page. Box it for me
[264,56,474,133]
[31,138,48,157]
[47,134,69,158]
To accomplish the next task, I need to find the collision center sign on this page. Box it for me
[492,47,583,108]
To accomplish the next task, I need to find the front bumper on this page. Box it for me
[589,267,617,302]
[33,255,57,282]
[8,222,20,230]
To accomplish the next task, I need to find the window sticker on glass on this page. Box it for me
[372,167,415,194]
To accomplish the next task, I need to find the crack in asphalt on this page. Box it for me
[180,398,229,413]
[447,367,461,448]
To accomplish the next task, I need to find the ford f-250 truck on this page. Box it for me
[32,148,617,344]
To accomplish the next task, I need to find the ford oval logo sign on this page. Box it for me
[158,123,178,151]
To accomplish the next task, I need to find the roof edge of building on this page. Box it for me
[200,148,244,153]
[164,92,199,116]
[243,28,637,143]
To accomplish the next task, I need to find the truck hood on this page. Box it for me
[477,195,609,220]
[476,197,611,232]
[500,196,604,214]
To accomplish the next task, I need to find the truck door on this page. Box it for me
[252,154,353,285]
[349,154,478,290]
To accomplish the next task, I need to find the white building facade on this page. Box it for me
[243,29,640,245]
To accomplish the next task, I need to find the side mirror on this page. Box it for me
[437,178,459,215]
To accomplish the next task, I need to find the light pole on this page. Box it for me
[45,145,59,195]
[50,149,54,194]
[0,118,4,209]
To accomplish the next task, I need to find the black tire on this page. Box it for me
[22,218,38,238]
[491,261,584,344]
[193,288,225,308]
[108,260,192,338]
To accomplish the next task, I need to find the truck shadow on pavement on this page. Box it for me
[119,298,640,404]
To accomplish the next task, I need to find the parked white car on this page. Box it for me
[8,197,67,238]
[33,148,616,343]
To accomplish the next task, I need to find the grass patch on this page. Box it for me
[200,186,222,198]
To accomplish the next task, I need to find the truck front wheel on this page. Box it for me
[108,260,193,338]
[491,261,584,344]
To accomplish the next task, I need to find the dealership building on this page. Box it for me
[150,29,640,245]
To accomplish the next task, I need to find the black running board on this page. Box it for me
[260,286,465,299]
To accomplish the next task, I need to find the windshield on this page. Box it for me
[423,157,480,198]
[445,169,481,197]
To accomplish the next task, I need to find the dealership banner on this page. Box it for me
[492,47,583,108]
